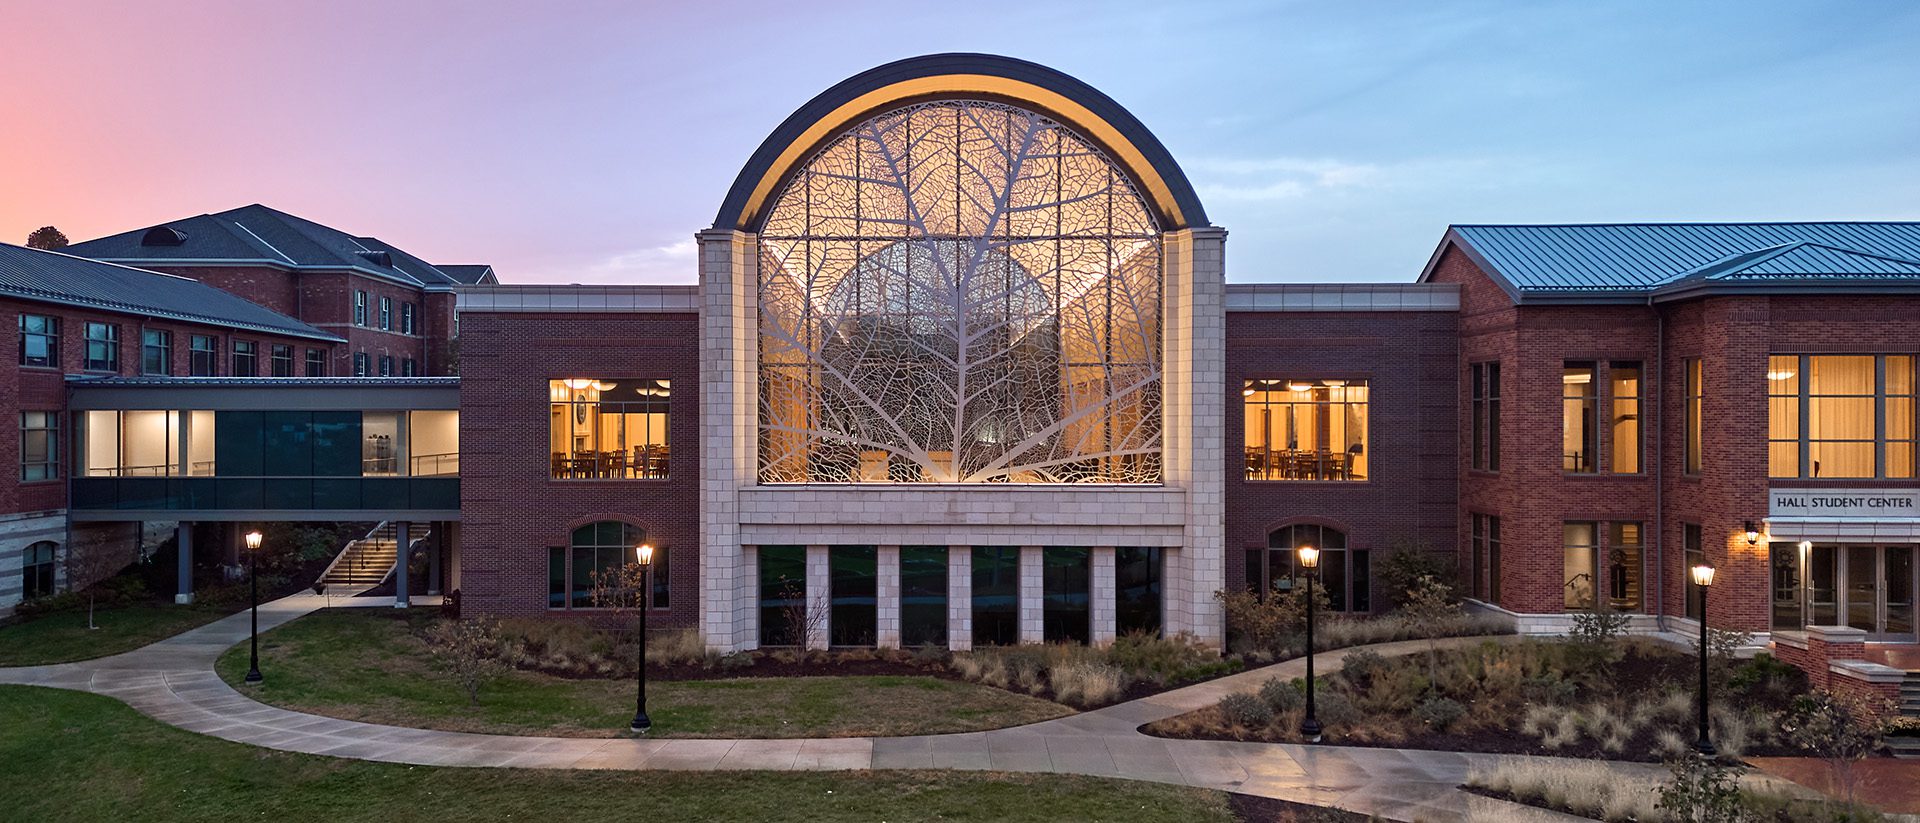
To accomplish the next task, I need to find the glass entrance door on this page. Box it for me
[1800,543,1918,641]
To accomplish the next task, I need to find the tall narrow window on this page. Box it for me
[401,302,416,335]
[829,545,878,647]
[353,291,368,326]
[18,314,58,367]
[1115,546,1163,636]
[401,358,416,377]
[1768,355,1799,477]
[1487,516,1502,604]
[1684,523,1705,621]
[1609,362,1642,473]
[1563,362,1597,473]
[379,297,392,331]
[141,329,172,375]
[1042,547,1090,643]
[1888,355,1916,478]
[231,340,258,376]
[271,345,294,377]
[1470,362,1501,471]
[1243,379,1370,481]
[1470,513,1486,599]
[1606,522,1643,612]
[1684,358,1703,474]
[20,412,58,481]
[305,349,326,377]
[758,545,806,646]
[549,379,671,479]
[189,334,219,376]
[1808,355,1874,478]
[352,352,368,377]
[23,541,57,600]
[972,546,1019,646]
[1563,521,1598,611]
[900,546,949,647]
[83,322,118,372]
[378,355,393,377]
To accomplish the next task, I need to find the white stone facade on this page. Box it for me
[696,220,1229,652]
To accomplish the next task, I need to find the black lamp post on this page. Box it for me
[1298,544,1322,743]
[244,530,264,685]
[630,543,655,734]
[1691,561,1716,755]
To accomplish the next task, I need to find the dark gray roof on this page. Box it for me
[65,204,463,288]
[0,243,343,342]
[69,376,456,387]
[436,264,497,284]
[1425,222,1920,301]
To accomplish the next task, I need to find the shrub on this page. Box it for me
[1567,609,1631,645]
[425,616,511,706]
[1337,647,1387,689]
[1259,677,1303,713]
[1656,754,1742,823]
[645,628,713,667]
[1413,696,1465,731]
[1781,690,1889,805]
[1469,757,1663,822]
[1375,539,1456,608]
[1105,632,1223,686]
[1313,689,1360,729]
[1219,692,1274,729]
[1052,661,1126,707]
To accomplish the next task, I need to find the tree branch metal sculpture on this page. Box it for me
[758,101,1162,484]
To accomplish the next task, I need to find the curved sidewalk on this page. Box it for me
[0,593,1597,822]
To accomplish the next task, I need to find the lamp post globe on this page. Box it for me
[1297,545,1322,742]
[631,543,655,734]
[1691,562,1716,755]
[244,530,265,685]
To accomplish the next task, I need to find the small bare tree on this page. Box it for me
[64,541,133,630]
[425,616,510,706]
[1781,689,1890,805]
[1400,574,1461,688]
[589,562,649,665]
[774,576,827,649]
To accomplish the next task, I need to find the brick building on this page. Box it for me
[8,55,1919,694]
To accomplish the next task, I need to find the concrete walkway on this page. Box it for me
[1,593,1616,822]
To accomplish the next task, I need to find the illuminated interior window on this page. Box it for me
[549,379,671,479]
[755,100,1162,484]
[1770,354,1920,479]
[1562,362,1596,473]
[1242,379,1369,481]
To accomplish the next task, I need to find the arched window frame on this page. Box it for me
[23,540,58,600]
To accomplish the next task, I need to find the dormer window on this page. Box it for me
[140,226,188,246]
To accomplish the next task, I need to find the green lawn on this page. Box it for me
[0,605,227,666]
[216,609,1072,738]
[0,684,1233,823]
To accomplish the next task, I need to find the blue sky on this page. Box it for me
[6,0,1918,284]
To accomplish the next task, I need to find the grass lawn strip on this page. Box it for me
[0,684,1231,823]
[215,609,1072,738]
[0,605,228,666]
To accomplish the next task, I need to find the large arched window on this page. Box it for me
[1244,524,1372,613]
[546,522,665,610]
[23,541,57,600]
[756,99,1163,484]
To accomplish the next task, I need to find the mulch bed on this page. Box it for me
[1227,793,1372,822]
[1149,643,1814,762]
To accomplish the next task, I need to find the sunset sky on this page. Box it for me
[5,1,1918,284]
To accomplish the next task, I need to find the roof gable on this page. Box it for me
[1422,222,1920,302]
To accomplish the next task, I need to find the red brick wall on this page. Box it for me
[0,296,340,517]
[1223,309,1460,608]
[456,311,700,627]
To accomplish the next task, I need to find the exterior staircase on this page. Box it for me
[316,522,429,590]
[1893,672,1920,759]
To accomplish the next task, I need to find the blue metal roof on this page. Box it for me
[1440,223,1920,294]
